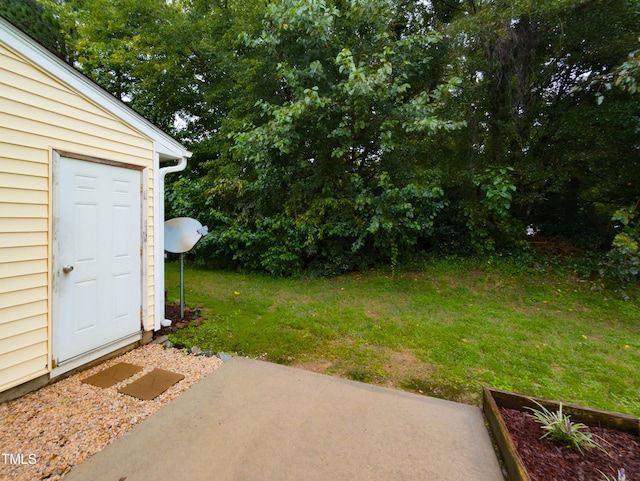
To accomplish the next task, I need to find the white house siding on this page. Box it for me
[0,42,156,392]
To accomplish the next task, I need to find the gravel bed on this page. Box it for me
[1,343,223,481]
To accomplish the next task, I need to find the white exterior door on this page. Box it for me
[54,155,142,365]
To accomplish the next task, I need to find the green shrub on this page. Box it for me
[599,200,640,286]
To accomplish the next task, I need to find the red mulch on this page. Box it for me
[499,406,640,481]
[153,303,199,339]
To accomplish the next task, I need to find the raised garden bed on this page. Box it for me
[483,387,640,481]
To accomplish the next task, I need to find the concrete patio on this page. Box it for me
[62,357,504,480]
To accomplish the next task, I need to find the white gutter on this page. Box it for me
[154,153,190,330]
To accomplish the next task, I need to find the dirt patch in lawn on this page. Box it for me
[292,345,427,384]
[292,347,478,404]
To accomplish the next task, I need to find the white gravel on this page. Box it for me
[0,343,223,481]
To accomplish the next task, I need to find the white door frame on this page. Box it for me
[51,150,147,376]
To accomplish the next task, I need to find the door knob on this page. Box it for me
[63,265,74,273]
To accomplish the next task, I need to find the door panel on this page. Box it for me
[54,156,142,364]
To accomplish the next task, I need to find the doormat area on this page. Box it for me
[117,368,185,401]
[81,362,143,388]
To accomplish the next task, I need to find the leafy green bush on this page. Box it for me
[350,172,449,271]
[193,172,449,276]
[469,167,525,252]
[598,199,640,287]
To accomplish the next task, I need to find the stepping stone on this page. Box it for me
[117,368,185,401]
[81,363,143,389]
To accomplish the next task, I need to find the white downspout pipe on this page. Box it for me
[154,154,190,330]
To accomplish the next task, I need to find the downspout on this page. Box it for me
[155,154,189,330]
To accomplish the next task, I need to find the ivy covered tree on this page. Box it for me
[430,0,640,250]
[597,42,640,286]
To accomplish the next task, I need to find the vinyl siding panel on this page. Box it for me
[0,328,48,358]
[1,341,47,366]
[0,245,47,263]
[0,187,48,204]
[0,114,152,163]
[2,75,143,137]
[2,158,48,176]
[0,38,156,391]
[0,272,47,294]
[0,232,48,248]
[1,315,47,339]
[0,286,48,310]
[0,171,48,191]
[1,141,49,164]
[0,301,48,326]
[0,203,48,218]
[0,357,48,393]
[0,217,48,232]
[0,259,46,277]
[0,344,48,388]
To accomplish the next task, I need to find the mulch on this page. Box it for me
[499,406,640,481]
[153,303,199,339]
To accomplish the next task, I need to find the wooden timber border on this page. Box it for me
[482,387,640,481]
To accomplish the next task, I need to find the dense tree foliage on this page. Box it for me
[25,0,640,277]
[1,0,69,60]
[197,0,466,275]
[434,0,640,244]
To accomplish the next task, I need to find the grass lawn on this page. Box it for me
[165,258,640,416]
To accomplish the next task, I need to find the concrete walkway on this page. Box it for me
[62,357,504,481]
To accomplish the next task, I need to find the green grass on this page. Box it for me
[165,259,640,416]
